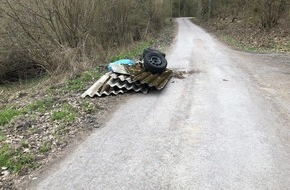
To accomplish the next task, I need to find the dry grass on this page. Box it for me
[193,15,290,53]
[193,0,290,53]
[0,0,170,83]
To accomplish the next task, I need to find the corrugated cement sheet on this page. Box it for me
[81,64,173,98]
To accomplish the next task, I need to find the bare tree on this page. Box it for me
[0,0,170,81]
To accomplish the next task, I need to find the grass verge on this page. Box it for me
[0,20,176,189]
[0,39,155,175]
[0,144,37,173]
[0,107,21,126]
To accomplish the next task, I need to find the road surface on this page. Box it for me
[31,18,290,190]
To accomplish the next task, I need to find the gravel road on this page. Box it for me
[31,18,290,190]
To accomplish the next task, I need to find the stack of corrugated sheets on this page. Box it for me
[81,63,173,98]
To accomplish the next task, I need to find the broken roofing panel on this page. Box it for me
[81,63,173,98]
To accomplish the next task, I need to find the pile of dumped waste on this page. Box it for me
[81,48,172,98]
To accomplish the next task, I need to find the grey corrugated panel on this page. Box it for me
[81,64,172,98]
[112,63,173,89]
[98,85,128,96]
[148,70,173,90]
[115,74,134,83]
[95,88,127,97]
[81,73,112,98]
[105,75,148,93]
[111,73,133,83]
[131,69,173,90]
[107,80,149,94]
[107,79,143,92]
[81,72,149,98]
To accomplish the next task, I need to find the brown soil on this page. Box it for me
[172,69,201,79]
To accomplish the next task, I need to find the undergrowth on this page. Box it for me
[0,20,175,186]
[110,41,154,62]
[65,70,103,91]
[0,0,171,82]
[0,144,37,173]
[0,107,21,126]
[192,18,290,54]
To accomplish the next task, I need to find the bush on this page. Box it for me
[196,0,289,28]
[0,0,170,82]
[253,0,286,28]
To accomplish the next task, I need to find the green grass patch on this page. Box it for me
[80,102,93,113]
[20,140,29,148]
[26,98,54,112]
[51,104,76,123]
[51,110,75,122]
[38,141,51,154]
[80,101,102,114]
[222,35,239,46]
[0,144,36,173]
[0,107,21,126]
[110,40,154,62]
[0,131,6,142]
[65,70,102,91]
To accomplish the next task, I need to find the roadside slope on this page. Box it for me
[31,18,290,190]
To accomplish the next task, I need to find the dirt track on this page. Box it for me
[30,18,290,190]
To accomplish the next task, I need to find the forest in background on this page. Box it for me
[0,0,171,83]
[172,0,290,29]
[173,0,290,52]
[0,0,289,83]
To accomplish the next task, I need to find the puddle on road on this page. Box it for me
[172,69,201,79]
